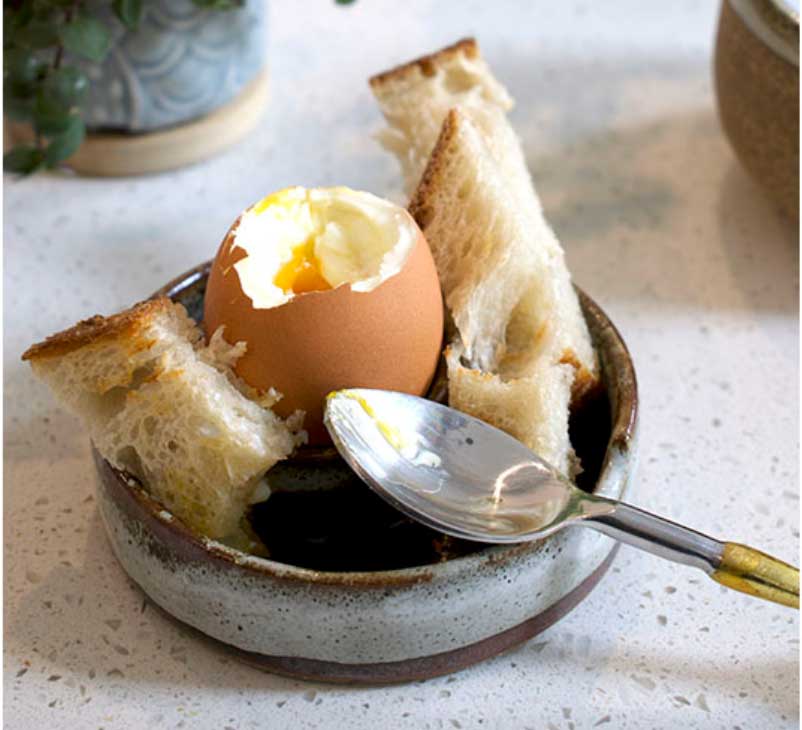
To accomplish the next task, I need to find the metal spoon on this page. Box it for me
[324,388,799,608]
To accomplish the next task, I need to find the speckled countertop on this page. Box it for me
[4,2,799,728]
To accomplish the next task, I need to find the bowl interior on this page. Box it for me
[144,262,635,573]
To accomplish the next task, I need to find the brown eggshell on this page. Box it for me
[203,216,444,444]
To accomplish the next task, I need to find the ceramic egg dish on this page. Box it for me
[93,258,638,684]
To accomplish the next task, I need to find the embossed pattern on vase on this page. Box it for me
[77,0,267,132]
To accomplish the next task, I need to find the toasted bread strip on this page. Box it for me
[370,38,513,196]
[407,110,576,472]
[24,298,303,541]
[372,41,600,473]
[371,39,597,394]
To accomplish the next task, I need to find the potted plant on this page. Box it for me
[4,0,269,175]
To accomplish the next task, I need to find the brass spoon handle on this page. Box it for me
[582,497,799,608]
[711,543,800,608]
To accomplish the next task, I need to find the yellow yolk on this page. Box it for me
[273,239,332,295]
[252,189,292,215]
[333,390,407,451]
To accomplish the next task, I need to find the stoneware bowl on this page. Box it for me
[93,262,638,684]
[714,0,799,219]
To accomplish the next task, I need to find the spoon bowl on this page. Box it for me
[325,389,800,609]
[324,389,591,542]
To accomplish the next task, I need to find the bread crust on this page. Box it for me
[407,108,461,228]
[22,297,173,362]
[369,38,477,89]
[560,350,601,403]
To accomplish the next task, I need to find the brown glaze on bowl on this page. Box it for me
[92,262,638,684]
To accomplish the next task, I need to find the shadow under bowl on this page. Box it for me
[92,262,638,684]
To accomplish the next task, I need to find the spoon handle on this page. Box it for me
[710,542,800,609]
[583,498,799,608]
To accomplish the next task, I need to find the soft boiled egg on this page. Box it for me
[203,186,444,444]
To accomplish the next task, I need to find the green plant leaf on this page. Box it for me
[4,91,36,122]
[191,0,243,9]
[61,15,110,62]
[4,145,45,175]
[44,114,85,167]
[112,0,143,30]
[8,2,35,30]
[33,93,72,135]
[14,19,60,49]
[335,0,357,4]
[4,47,45,85]
[4,47,46,99]
[42,66,89,107]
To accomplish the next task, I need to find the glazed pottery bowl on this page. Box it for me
[714,0,800,219]
[93,262,638,684]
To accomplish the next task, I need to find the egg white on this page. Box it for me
[231,186,417,309]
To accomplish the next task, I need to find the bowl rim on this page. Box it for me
[97,261,638,589]
[729,0,800,67]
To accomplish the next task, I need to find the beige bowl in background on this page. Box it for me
[714,0,800,220]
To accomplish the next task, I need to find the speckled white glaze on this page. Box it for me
[92,278,637,671]
[98,489,619,665]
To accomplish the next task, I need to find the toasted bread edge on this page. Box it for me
[369,38,478,90]
[22,297,176,362]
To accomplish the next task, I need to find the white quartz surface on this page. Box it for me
[4,1,799,728]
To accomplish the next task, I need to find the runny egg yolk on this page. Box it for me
[230,186,419,310]
[273,238,332,294]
